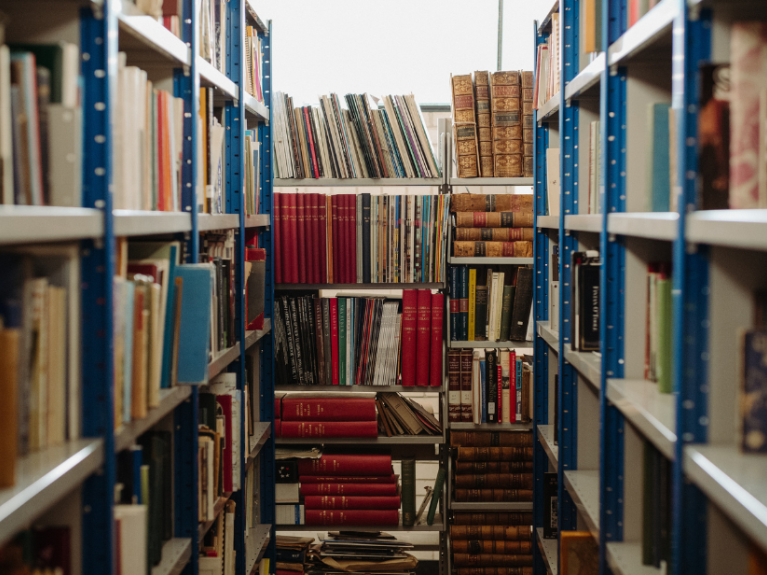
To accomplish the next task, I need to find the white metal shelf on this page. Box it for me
[245,318,272,351]
[274,178,443,187]
[0,438,104,546]
[450,501,533,511]
[199,493,233,544]
[244,92,269,122]
[198,57,239,100]
[151,538,192,575]
[115,386,193,452]
[0,206,103,245]
[245,214,271,228]
[538,93,561,123]
[607,212,678,241]
[607,0,676,66]
[564,344,601,393]
[117,12,191,66]
[245,524,272,574]
[537,424,559,467]
[275,385,444,393]
[448,340,532,349]
[564,469,600,540]
[686,209,767,251]
[246,423,272,470]
[537,215,559,229]
[113,210,192,236]
[606,379,676,460]
[450,177,533,187]
[198,213,241,231]
[565,214,601,233]
[684,444,767,554]
[276,514,446,532]
[537,321,559,352]
[537,527,559,575]
[449,422,533,430]
[449,257,534,265]
[606,541,664,575]
[208,344,241,380]
[565,53,604,101]
[537,0,560,34]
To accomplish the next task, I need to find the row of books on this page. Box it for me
[0,42,81,206]
[0,526,71,575]
[450,511,533,570]
[273,192,450,284]
[273,92,440,180]
[449,266,534,342]
[646,263,673,393]
[199,0,226,74]
[533,14,560,110]
[199,499,238,575]
[273,291,443,388]
[450,194,534,258]
[448,350,533,425]
[451,71,534,178]
[245,26,264,103]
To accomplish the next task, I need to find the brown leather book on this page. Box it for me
[452,540,533,555]
[454,488,534,502]
[456,568,533,575]
[451,430,534,447]
[495,154,524,178]
[452,512,533,525]
[451,194,533,213]
[454,473,534,490]
[452,74,480,178]
[521,364,531,422]
[474,71,493,176]
[453,554,533,568]
[456,446,534,462]
[454,228,534,242]
[455,212,533,229]
[494,126,523,141]
[455,461,533,474]
[453,241,533,258]
[493,139,524,155]
[0,329,18,487]
[521,71,534,88]
[450,525,532,541]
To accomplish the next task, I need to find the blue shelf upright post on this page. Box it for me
[671,4,711,575]
[258,20,277,568]
[532,19,551,575]
[79,4,117,574]
[174,1,200,573]
[599,0,628,569]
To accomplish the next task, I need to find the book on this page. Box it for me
[450,525,532,540]
[491,71,523,177]
[454,212,534,228]
[475,71,494,176]
[279,396,376,421]
[298,454,393,476]
[454,228,534,242]
[560,531,598,574]
[452,554,533,567]
[452,512,533,525]
[452,74,480,178]
[448,349,462,422]
[401,458,416,526]
[455,460,533,473]
[571,253,600,352]
[546,148,560,215]
[305,509,399,526]
[452,541,533,554]
[697,64,730,210]
[509,268,534,341]
[456,447,533,461]
[300,483,398,496]
[430,293,444,387]
[303,495,401,510]
[416,289,432,386]
[451,431,534,447]
[451,194,533,213]
[646,103,672,212]
[278,421,379,439]
[543,472,558,539]
[741,328,767,453]
[486,350,498,423]
[453,241,533,258]
[454,474,533,489]
[460,349,473,422]
[426,466,446,526]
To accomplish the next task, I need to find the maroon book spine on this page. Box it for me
[318,194,327,283]
[287,194,299,283]
[430,292,444,387]
[344,194,353,283]
[350,194,358,282]
[274,193,282,283]
[275,396,281,419]
[311,193,320,283]
[416,289,432,386]
[297,192,306,283]
[279,421,378,438]
[300,483,399,496]
[298,454,393,476]
[401,290,418,386]
[331,195,339,283]
[303,192,313,283]
[304,495,402,510]
[305,509,399,526]
[281,397,377,421]
[460,349,473,422]
[299,475,399,484]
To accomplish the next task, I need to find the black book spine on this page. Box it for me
[365,300,385,386]
[361,193,372,283]
[509,267,534,341]
[486,350,498,423]
[475,285,489,341]
[322,298,332,385]
[579,265,601,351]
[297,297,313,385]
[543,472,558,539]
[288,298,305,385]
[280,297,299,384]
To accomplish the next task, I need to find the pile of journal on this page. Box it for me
[276,535,314,575]
[309,532,417,575]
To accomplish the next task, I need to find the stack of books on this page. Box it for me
[199,0,227,74]
[245,25,264,103]
[312,532,417,575]
[273,92,440,180]
[276,535,314,575]
[273,192,450,284]
[376,392,442,437]
[275,394,379,439]
[197,88,225,215]
[450,516,534,575]
[451,432,534,503]
[0,526,72,573]
[448,350,533,424]
[199,500,238,575]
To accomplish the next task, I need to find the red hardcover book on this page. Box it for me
[303,106,319,178]
[281,397,377,421]
[215,394,234,492]
[401,290,418,386]
[319,194,328,282]
[460,349,472,422]
[510,350,517,423]
[300,483,399,496]
[297,454,393,476]
[330,298,340,385]
[297,193,307,283]
[326,195,333,283]
[275,397,282,419]
[448,349,461,422]
[337,194,345,283]
[310,193,320,283]
[498,364,503,424]
[275,419,281,436]
[331,195,340,283]
[430,293,444,387]
[350,194,358,282]
[343,194,352,283]
[305,509,399,526]
[287,194,299,283]
[416,289,432,386]
[274,193,282,283]
[280,421,378,438]
[299,474,399,484]
[304,495,402,510]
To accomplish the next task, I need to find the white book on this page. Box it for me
[0,46,13,204]
[114,505,148,575]
[500,350,511,424]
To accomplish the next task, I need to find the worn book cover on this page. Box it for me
[741,328,767,453]
[454,241,533,258]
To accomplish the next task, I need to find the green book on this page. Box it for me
[499,284,515,341]
[657,277,672,393]
[426,467,446,526]
[339,298,346,386]
[401,459,416,527]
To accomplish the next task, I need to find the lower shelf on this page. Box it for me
[537,527,558,575]
[450,502,533,512]
[198,492,233,544]
[563,470,600,539]
[276,514,445,532]
[606,541,665,575]
[245,523,272,574]
[151,538,192,575]
[537,424,559,467]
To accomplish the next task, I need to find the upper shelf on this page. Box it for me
[198,213,240,231]
[538,93,561,123]
[538,424,559,467]
[686,210,767,251]
[117,11,190,67]
[274,178,443,187]
[565,214,601,233]
[114,210,192,236]
[198,57,239,100]
[0,206,103,245]
[537,0,560,34]
[537,321,559,352]
[564,469,600,540]
[606,541,663,575]
[537,215,559,229]
[244,92,269,122]
[564,344,602,394]
[450,178,533,187]
[565,53,604,102]
[607,212,678,241]
[607,0,676,66]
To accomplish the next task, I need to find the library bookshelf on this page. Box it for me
[531,0,767,574]
[0,2,275,574]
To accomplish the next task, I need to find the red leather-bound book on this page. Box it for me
[275,396,282,419]
[497,364,503,423]
[300,483,399,496]
[274,193,282,283]
[337,194,345,283]
[305,509,399,526]
[343,194,351,283]
[460,349,472,422]
[275,419,281,437]
[297,193,307,283]
[416,289,432,386]
[303,106,319,178]
[281,397,376,421]
[310,193,320,283]
[430,292,444,387]
[304,495,402,510]
[287,194,299,283]
[215,394,234,492]
[297,454,393,476]
[299,474,399,484]
[510,350,517,423]
[319,194,328,283]
[280,421,378,438]
[330,298,340,385]
[331,196,339,284]
[401,290,418,386]
[350,194,358,282]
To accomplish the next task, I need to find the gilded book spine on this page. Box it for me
[453,473,534,489]
[453,488,534,502]
[450,430,534,447]
[452,512,533,525]
[452,74,480,178]
[521,71,534,177]
[474,71,494,177]
[450,525,533,540]
[491,71,523,178]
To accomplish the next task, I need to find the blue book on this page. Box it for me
[175,264,213,384]
[131,445,143,504]
[123,281,135,424]
[480,359,487,423]
[647,103,671,212]
[0,254,27,328]
[449,267,459,340]
[459,266,469,340]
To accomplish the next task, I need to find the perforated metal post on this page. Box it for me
[79,5,116,574]
[671,5,711,574]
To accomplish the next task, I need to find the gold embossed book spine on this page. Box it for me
[521,71,534,177]
[490,71,523,178]
[474,71,493,177]
[451,74,480,178]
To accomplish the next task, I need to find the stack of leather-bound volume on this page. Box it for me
[450,193,533,258]
[450,516,533,574]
